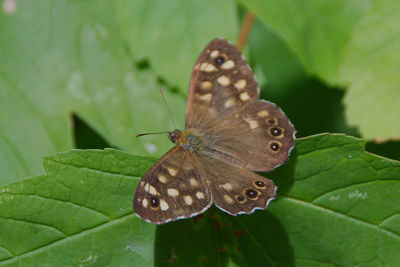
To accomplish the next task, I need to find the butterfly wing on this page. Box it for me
[196,154,277,215]
[201,100,295,172]
[186,38,259,129]
[186,38,295,172]
[133,146,212,224]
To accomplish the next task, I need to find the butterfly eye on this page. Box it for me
[215,56,225,65]
[168,132,176,143]
[150,197,160,208]
[245,189,258,198]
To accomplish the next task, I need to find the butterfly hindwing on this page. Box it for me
[133,146,212,224]
[198,155,276,215]
[201,99,296,171]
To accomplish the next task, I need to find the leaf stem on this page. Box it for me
[236,11,255,51]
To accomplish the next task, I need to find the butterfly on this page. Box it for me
[134,38,296,224]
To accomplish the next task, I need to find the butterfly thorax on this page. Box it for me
[168,129,206,152]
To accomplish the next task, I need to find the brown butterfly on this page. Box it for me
[134,38,295,224]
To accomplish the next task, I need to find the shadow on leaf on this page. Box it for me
[154,205,293,266]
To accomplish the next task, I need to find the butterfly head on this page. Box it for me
[168,129,182,144]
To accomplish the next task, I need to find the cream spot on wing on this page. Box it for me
[210,50,219,58]
[234,79,247,90]
[205,64,217,72]
[224,194,234,204]
[194,63,200,70]
[240,92,250,101]
[221,60,235,70]
[196,191,205,199]
[140,181,145,187]
[157,174,168,183]
[149,185,158,195]
[184,195,193,205]
[199,62,207,70]
[167,188,179,197]
[200,81,212,90]
[221,183,233,191]
[144,183,150,192]
[217,75,231,86]
[245,119,259,129]
[199,93,212,102]
[142,198,148,208]
[160,199,169,211]
[224,98,235,108]
[190,178,199,187]
[167,167,178,176]
[257,110,269,117]
[200,62,217,72]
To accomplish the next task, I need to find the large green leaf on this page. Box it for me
[0,149,156,266]
[1,134,399,266]
[238,0,400,142]
[247,21,359,139]
[339,0,400,141]
[236,0,374,85]
[270,134,400,266]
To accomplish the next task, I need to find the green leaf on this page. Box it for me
[248,20,306,95]
[270,133,400,266]
[0,149,156,266]
[155,134,400,266]
[1,134,399,266]
[239,0,400,141]
[339,0,400,141]
[236,0,374,85]
[0,1,186,184]
[116,0,238,92]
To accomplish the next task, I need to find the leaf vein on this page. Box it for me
[235,217,276,266]
[286,197,400,240]
[5,193,112,221]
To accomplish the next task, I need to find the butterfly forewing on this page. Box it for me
[134,146,211,224]
[198,155,276,215]
[186,38,259,129]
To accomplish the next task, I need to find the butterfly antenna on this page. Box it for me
[159,86,177,129]
[136,131,169,138]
